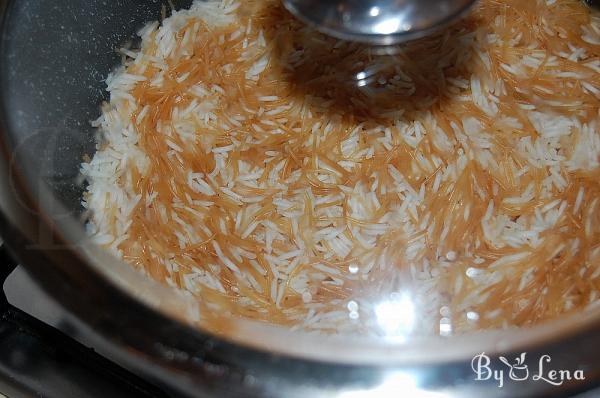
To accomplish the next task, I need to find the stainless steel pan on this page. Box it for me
[0,1,599,397]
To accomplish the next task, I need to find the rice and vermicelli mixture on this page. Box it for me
[82,0,600,337]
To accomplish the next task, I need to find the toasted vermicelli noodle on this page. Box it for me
[82,0,600,337]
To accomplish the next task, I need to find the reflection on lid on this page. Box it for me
[371,7,413,35]
[339,372,448,398]
[375,293,415,341]
[373,17,402,35]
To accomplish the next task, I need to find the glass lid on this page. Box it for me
[3,0,600,358]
